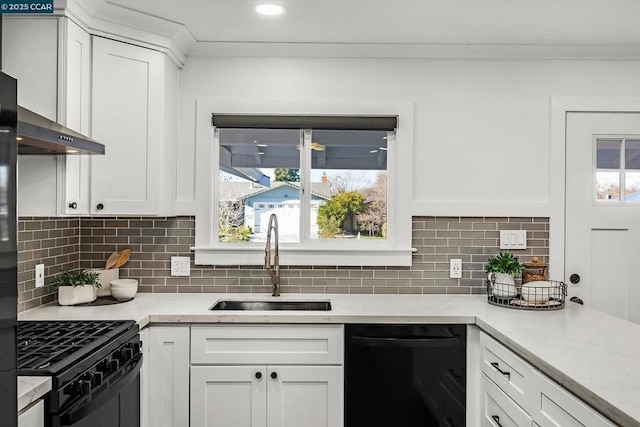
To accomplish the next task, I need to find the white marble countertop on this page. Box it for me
[18,293,640,426]
[18,376,52,413]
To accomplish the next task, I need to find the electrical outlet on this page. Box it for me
[35,264,45,288]
[171,256,191,277]
[450,259,462,279]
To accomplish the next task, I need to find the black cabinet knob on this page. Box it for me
[570,274,580,284]
[255,372,262,379]
[96,203,104,210]
[270,372,278,379]
[92,371,103,386]
[79,380,91,395]
[68,202,77,209]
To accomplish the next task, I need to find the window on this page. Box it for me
[595,137,640,202]
[194,99,414,266]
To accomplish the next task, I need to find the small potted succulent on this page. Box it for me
[49,269,101,306]
[484,251,525,297]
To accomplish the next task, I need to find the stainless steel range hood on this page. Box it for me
[17,106,105,155]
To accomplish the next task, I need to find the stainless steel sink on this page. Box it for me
[211,300,332,311]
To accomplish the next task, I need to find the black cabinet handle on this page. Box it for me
[570,273,580,284]
[491,415,503,427]
[271,372,278,379]
[490,362,511,379]
[255,372,262,379]
[96,203,104,210]
[68,202,77,209]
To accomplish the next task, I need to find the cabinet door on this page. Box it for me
[18,400,44,427]
[91,36,162,215]
[60,18,92,215]
[191,365,267,427]
[266,365,343,427]
[146,327,190,427]
[531,371,614,427]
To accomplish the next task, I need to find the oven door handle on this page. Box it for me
[59,353,142,426]
[349,336,462,348]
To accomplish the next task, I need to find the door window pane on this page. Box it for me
[596,139,621,169]
[625,139,640,169]
[311,130,388,240]
[625,172,640,201]
[218,128,301,243]
[596,171,620,201]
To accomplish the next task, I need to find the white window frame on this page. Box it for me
[193,98,414,266]
[593,135,640,204]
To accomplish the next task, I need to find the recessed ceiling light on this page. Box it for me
[254,3,286,16]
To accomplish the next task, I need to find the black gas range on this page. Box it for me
[18,320,142,427]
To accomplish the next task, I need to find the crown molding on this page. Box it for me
[188,41,640,60]
[60,0,194,67]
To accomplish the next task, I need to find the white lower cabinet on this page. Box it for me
[478,332,615,427]
[531,371,615,427]
[143,326,190,427]
[191,365,343,427]
[18,400,44,427]
[190,325,344,427]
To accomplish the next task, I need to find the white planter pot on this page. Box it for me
[58,286,97,306]
[92,268,119,297]
[488,272,517,297]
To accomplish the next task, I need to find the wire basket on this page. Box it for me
[487,278,567,310]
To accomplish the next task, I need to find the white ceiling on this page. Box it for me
[103,0,640,45]
[74,0,640,60]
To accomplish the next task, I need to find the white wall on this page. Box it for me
[177,56,640,216]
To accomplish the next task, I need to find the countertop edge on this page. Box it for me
[18,376,52,413]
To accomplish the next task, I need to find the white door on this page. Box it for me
[191,366,267,427]
[266,365,343,427]
[565,112,640,323]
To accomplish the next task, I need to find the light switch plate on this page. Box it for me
[500,230,527,249]
[171,256,191,277]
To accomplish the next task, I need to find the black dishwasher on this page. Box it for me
[345,324,466,427]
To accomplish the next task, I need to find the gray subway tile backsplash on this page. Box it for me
[17,215,549,312]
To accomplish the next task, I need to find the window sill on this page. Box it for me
[192,246,415,267]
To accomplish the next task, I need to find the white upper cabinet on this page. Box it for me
[60,19,92,215]
[90,36,164,215]
[4,15,178,217]
[5,17,93,217]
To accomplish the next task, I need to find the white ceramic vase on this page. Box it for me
[92,268,119,297]
[488,272,517,297]
[58,286,97,306]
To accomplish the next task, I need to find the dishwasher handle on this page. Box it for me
[349,335,462,349]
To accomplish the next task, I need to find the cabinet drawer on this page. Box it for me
[191,325,344,365]
[481,374,532,427]
[18,399,44,427]
[531,371,615,427]
[480,332,533,413]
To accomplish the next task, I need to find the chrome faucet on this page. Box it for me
[265,213,280,297]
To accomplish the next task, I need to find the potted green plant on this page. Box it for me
[49,269,101,306]
[484,251,525,297]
